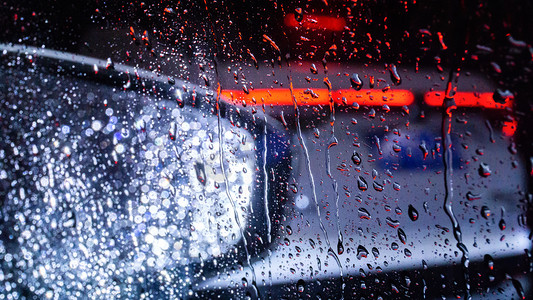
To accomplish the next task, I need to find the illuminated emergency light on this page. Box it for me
[424,91,513,109]
[284,14,346,31]
[221,89,415,106]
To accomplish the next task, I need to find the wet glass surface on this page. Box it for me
[1,1,532,299]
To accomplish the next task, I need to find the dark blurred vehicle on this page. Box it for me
[1,0,532,299]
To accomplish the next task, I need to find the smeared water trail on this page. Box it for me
[261,101,272,244]
[324,74,346,297]
[205,0,258,295]
[441,71,471,300]
[286,70,344,299]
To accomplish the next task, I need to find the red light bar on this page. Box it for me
[424,91,513,109]
[221,88,415,107]
[334,89,414,106]
[502,120,517,137]
[221,89,330,106]
[284,14,346,32]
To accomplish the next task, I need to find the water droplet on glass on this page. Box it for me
[294,8,303,22]
[393,182,401,191]
[297,279,305,293]
[389,64,401,85]
[350,73,363,90]
[392,144,402,153]
[492,88,514,104]
[352,151,362,166]
[105,58,114,69]
[466,191,481,201]
[289,184,298,194]
[391,242,399,250]
[357,245,369,259]
[419,141,428,160]
[372,247,380,258]
[408,205,419,221]
[398,228,407,244]
[286,226,293,235]
[499,219,506,230]
[373,135,382,155]
[310,64,318,74]
[386,217,400,228]
[373,181,384,192]
[404,248,412,257]
[481,206,491,219]
[478,163,492,177]
[358,208,372,220]
[357,176,368,191]
[337,239,344,255]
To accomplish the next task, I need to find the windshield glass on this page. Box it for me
[1,1,532,299]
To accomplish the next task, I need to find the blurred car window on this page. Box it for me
[1,1,532,299]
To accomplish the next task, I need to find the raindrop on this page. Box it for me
[372,247,380,258]
[386,217,400,228]
[194,163,206,186]
[408,205,419,221]
[478,163,492,177]
[466,191,481,201]
[286,226,293,235]
[373,135,382,155]
[485,254,494,270]
[350,73,363,90]
[337,239,344,255]
[404,248,412,257]
[419,141,428,160]
[289,184,298,194]
[351,151,362,165]
[297,279,305,293]
[398,228,407,244]
[492,89,514,104]
[357,245,369,259]
[499,219,506,230]
[481,206,491,219]
[294,8,303,22]
[310,64,318,74]
[105,57,114,69]
[357,176,368,191]
[392,144,401,152]
[313,128,320,138]
[373,181,384,192]
[391,242,399,250]
[358,208,372,220]
[389,64,401,85]
[393,182,401,191]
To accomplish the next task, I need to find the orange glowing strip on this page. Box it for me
[284,14,346,31]
[424,91,513,109]
[221,89,330,106]
[334,89,414,106]
[221,88,415,107]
